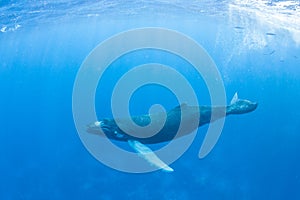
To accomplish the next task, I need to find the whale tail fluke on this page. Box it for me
[230,92,239,105]
[227,92,258,115]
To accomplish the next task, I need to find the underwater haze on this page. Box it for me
[1,0,300,199]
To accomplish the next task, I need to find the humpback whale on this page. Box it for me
[87,93,257,172]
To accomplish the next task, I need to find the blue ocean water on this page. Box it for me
[1,0,300,199]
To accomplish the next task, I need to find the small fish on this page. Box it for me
[234,26,244,30]
[266,32,276,36]
[263,50,275,55]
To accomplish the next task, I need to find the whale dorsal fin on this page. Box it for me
[230,92,239,105]
[128,140,174,172]
[174,103,187,109]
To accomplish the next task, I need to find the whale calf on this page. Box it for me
[87,93,257,171]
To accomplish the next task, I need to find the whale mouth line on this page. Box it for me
[99,121,113,131]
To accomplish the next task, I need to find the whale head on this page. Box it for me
[87,119,127,140]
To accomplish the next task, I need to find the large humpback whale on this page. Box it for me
[87,93,257,171]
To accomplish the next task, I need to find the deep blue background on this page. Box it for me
[1,1,300,199]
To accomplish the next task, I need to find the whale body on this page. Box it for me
[87,93,257,143]
[87,93,258,171]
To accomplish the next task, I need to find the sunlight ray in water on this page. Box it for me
[229,0,300,45]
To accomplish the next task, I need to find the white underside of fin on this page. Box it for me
[128,140,174,172]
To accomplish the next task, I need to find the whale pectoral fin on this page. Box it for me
[128,140,174,172]
[230,92,239,105]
